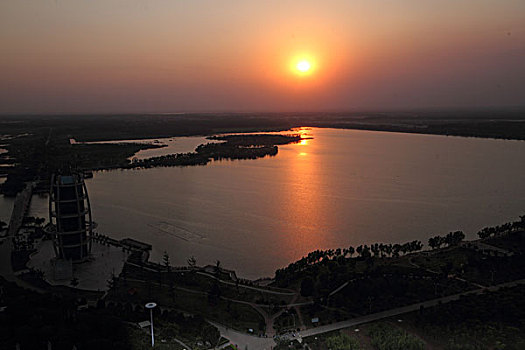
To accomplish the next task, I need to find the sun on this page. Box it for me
[296,60,311,73]
[288,55,317,78]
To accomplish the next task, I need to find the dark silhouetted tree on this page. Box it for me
[300,277,315,297]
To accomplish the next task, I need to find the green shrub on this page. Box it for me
[368,322,424,350]
[325,333,360,350]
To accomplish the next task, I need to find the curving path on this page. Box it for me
[197,272,296,296]
[299,278,525,338]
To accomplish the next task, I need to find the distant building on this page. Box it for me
[49,173,93,262]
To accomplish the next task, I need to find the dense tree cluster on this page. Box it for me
[208,134,303,146]
[477,215,525,239]
[328,266,463,315]
[414,284,525,349]
[272,240,471,317]
[275,240,424,284]
[0,279,129,349]
[428,231,465,249]
[126,134,301,169]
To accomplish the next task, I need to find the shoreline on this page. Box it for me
[1,116,524,196]
[2,182,524,348]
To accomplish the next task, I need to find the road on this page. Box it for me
[6,182,33,237]
[0,182,44,292]
[1,182,34,280]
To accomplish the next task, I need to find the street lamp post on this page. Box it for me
[145,302,157,347]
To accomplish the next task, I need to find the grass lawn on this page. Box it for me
[124,264,295,306]
[128,326,186,350]
[275,320,429,350]
[108,279,265,334]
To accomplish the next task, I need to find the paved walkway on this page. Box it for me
[29,239,128,291]
[125,277,303,337]
[197,272,296,296]
[464,240,515,256]
[210,321,276,350]
[328,281,349,297]
[299,278,525,338]
[209,278,525,349]
[408,256,487,289]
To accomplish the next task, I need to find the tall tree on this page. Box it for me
[215,260,221,277]
[163,251,171,273]
[349,246,355,257]
[187,256,197,269]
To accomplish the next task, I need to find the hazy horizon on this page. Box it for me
[2,106,525,117]
[2,0,525,114]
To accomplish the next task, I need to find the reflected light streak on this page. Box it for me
[278,130,327,262]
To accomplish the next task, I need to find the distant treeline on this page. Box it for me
[0,132,301,196]
[276,240,424,280]
[125,134,301,169]
[274,218,525,283]
[271,215,525,325]
[275,229,469,283]
[477,215,525,239]
[2,111,525,196]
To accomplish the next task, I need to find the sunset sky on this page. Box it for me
[1,0,524,114]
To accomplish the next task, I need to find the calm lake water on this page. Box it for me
[16,128,525,278]
[71,135,218,160]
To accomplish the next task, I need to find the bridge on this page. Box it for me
[0,182,35,281]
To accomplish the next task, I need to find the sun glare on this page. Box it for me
[296,60,311,72]
[290,56,316,77]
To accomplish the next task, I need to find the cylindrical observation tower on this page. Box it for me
[49,173,93,262]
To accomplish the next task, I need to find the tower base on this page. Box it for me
[51,258,73,281]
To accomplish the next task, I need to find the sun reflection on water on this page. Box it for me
[277,127,328,262]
